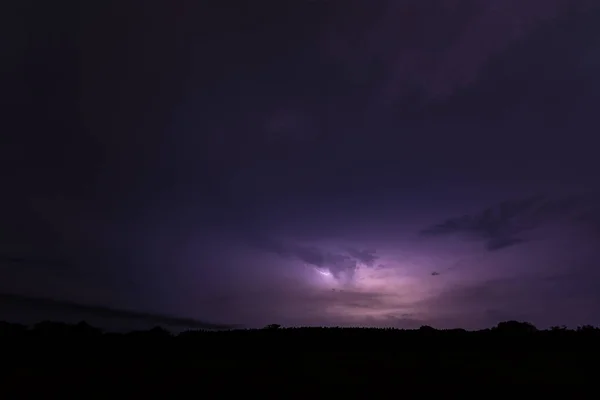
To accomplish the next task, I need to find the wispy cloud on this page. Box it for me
[420,193,598,251]
[0,292,233,330]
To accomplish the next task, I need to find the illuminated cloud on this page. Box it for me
[248,235,380,281]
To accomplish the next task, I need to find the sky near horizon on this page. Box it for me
[2,0,600,330]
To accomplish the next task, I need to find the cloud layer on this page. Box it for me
[420,193,599,251]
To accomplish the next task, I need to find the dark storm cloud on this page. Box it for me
[485,237,525,252]
[262,109,321,146]
[5,0,600,330]
[0,254,75,277]
[420,193,599,251]
[322,0,589,105]
[420,194,545,249]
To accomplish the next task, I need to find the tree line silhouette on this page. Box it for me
[3,319,600,354]
[3,319,599,391]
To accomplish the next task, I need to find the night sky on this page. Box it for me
[2,0,600,329]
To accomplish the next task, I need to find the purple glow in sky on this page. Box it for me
[2,0,600,330]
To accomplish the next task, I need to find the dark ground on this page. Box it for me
[1,320,598,394]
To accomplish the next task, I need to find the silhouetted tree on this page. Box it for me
[550,325,568,332]
[74,321,103,337]
[494,320,537,334]
[0,321,27,338]
[419,325,436,333]
[149,326,172,337]
[33,321,71,337]
[576,325,597,333]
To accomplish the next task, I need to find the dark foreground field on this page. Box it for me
[2,320,598,394]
